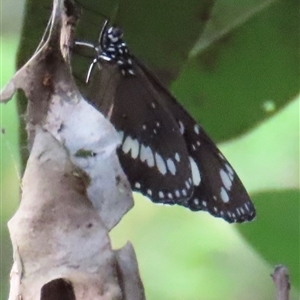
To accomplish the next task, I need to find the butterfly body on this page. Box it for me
[77,22,255,223]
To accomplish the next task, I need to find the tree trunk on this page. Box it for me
[1,0,145,299]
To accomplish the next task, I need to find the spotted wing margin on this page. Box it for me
[135,60,255,223]
[87,61,194,204]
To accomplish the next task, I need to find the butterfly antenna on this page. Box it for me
[98,19,109,46]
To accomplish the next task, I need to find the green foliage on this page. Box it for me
[1,37,21,300]
[239,190,300,289]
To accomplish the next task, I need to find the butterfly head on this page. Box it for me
[98,25,135,76]
[105,26,124,44]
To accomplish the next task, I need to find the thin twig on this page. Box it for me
[271,265,290,300]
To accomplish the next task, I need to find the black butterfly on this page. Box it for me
[75,21,255,223]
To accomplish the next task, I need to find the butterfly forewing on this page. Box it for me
[87,62,194,204]
[137,61,255,222]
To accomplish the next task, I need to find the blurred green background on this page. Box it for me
[1,0,299,299]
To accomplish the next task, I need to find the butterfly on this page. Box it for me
[74,20,255,223]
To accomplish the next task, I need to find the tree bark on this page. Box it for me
[1,0,145,299]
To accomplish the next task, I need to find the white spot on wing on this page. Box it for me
[194,198,200,205]
[159,191,164,198]
[218,153,225,160]
[220,187,229,203]
[175,190,180,197]
[122,135,139,158]
[147,189,152,196]
[135,182,141,189]
[225,163,234,174]
[185,180,190,189]
[175,153,180,162]
[189,156,201,186]
[194,125,200,135]
[220,169,233,191]
[166,158,176,175]
[122,136,132,154]
[155,152,167,175]
[131,140,139,159]
[225,163,234,180]
[178,120,185,135]
[140,144,155,167]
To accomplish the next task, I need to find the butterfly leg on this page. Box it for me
[86,58,99,83]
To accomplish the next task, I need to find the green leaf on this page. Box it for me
[171,0,300,141]
[238,189,300,289]
[190,0,277,56]
[117,0,215,78]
